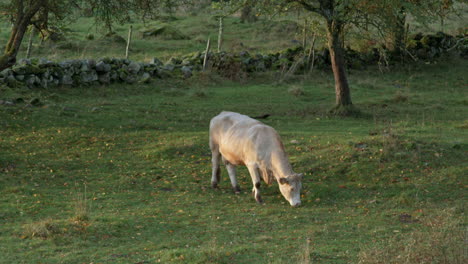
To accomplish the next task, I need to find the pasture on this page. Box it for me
[1,57,466,263]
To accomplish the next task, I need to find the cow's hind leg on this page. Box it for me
[224,161,241,194]
[211,147,221,189]
[247,165,263,204]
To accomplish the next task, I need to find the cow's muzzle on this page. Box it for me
[291,201,301,208]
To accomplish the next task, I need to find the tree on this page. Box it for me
[283,0,355,111]
[0,0,168,72]
[0,0,46,71]
[244,0,359,111]
[252,0,459,112]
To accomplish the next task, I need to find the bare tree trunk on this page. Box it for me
[392,7,406,59]
[240,5,257,23]
[326,21,352,107]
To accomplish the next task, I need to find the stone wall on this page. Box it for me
[0,33,465,89]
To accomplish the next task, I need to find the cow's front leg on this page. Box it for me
[211,149,221,189]
[247,165,263,204]
[225,162,241,193]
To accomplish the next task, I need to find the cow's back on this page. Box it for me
[209,111,281,166]
[209,111,259,144]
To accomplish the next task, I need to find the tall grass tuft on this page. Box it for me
[73,184,91,222]
[298,237,313,264]
[288,85,305,97]
[22,219,60,239]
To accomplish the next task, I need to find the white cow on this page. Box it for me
[209,111,303,207]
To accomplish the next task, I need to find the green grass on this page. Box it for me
[0,14,303,63]
[1,58,466,263]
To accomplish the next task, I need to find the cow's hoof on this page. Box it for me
[233,186,241,194]
[255,195,264,204]
[211,182,218,189]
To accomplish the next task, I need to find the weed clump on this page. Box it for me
[22,219,60,239]
[288,86,305,97]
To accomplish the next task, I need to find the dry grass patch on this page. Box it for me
[358,208,466,264]
[22,219,61,239]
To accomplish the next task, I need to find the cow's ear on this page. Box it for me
[279,177,289,185]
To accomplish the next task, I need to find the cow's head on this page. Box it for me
[278,173,303,207]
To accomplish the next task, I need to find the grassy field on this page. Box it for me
[0,14,303,63]
[1,56,467,263]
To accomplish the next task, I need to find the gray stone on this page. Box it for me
[38,58,54,67]
[96,61,111,72]
[139,72,151,83]
[118,70,128,81]
[87,59,96,68]
[58,61,72,69]
[25,75,40,87]
[150,58,163,66]
[110,72,119,81]
[60,74,74,85]
[127,61,141,74]
[98,72,111,84]
[80,61,90,72]
[40,78,49,88]
[163,64,175,71]
[181,66,192,78]
[124,75,137,84]
[80,71,98,83]
[6,75,18,86]
[17,58,31,65]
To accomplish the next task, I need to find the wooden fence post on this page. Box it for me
[217,17,223,52]
[125,25,133,59]
[203,37,211,71]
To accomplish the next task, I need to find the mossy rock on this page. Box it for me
[140,24,189,40]
[12,64,46,75]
